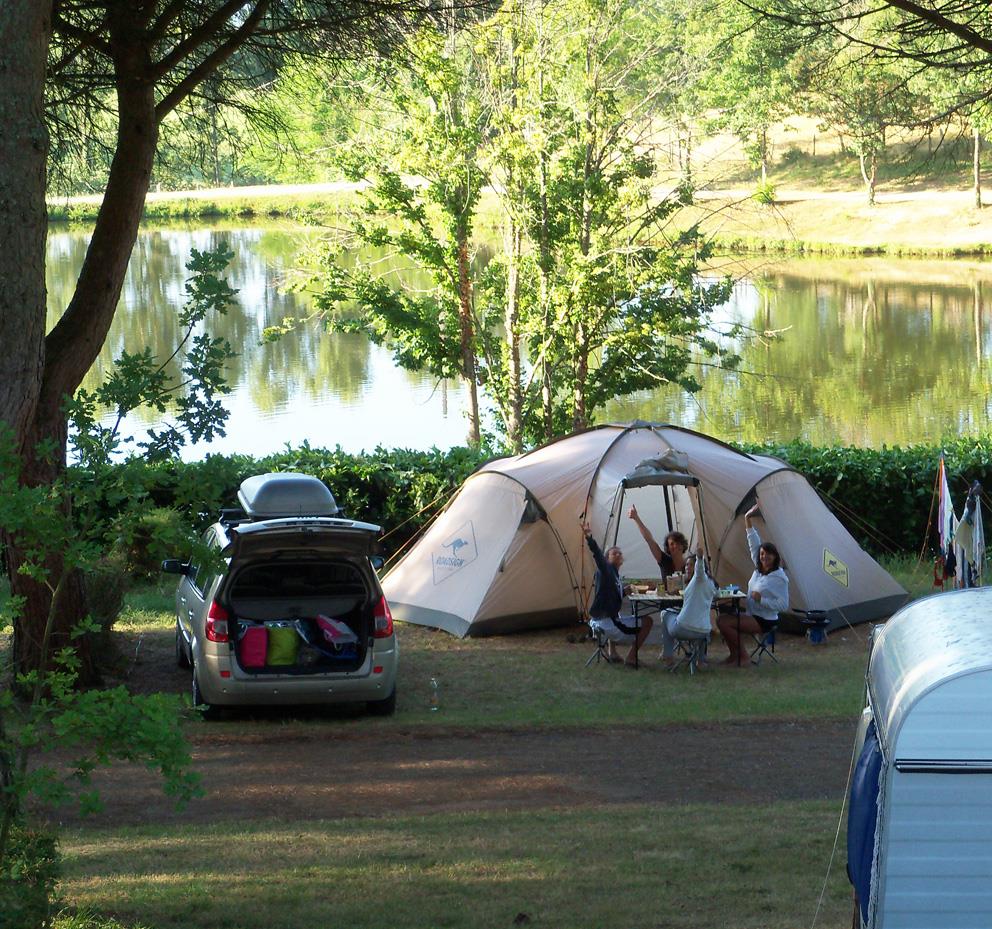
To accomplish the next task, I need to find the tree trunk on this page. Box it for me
[456,236,480,447]
[683,123,693,186]
[760,127,768,185]
[860,151,877,206]
[536,7,554,443]
[6,14,160,678]
[504,220,524,453]
[571,35,594,434]
[572,324,588,431]
[974,127,982,210]
[0,1,50,446]
[501,14,523,453]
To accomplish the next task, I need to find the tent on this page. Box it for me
[383,422,908,637]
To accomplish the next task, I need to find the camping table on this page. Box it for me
[627,590,748,665]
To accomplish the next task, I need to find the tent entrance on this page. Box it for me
[602,454,711,581]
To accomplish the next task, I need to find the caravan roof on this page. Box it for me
[868,588,992,763]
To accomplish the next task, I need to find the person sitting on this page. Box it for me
[660,545,716,664]
[582,520,653,668]
[628,505,688,581]
[717,504,789,666]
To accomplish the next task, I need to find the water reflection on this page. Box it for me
[47,225,992,456]
[606,258,992,446]
[47,224,472,454]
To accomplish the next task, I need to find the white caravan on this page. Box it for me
[848,588,992,928]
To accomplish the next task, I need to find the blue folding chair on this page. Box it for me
[749,625,779,665]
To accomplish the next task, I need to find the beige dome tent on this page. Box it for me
[383,423,908,637]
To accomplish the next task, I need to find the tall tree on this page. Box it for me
[697,1,795,185]
[517,0,738,436]
[799,48,920,205]
[0,0,456,677]
[305,24,488,447]
[312,0,742,448]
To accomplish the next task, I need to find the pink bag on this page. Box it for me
[316,614,357,647]
[240,624,268,668]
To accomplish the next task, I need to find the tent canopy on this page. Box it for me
[383,422,908,637]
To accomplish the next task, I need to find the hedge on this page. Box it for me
[738,437,992,556]
[92,437,992,561]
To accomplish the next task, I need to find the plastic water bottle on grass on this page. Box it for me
[429,677,440,712]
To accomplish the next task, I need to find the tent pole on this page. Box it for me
[612,486,624,548]
[664,485,674,533]
[695,485,710,561]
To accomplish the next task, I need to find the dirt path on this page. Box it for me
[56,718,856,829]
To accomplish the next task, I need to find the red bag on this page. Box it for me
[240,624,268,668]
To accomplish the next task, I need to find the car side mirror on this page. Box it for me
[161,559,191,575]
[370,555,385,571]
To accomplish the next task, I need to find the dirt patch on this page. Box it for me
[49,717,856,829]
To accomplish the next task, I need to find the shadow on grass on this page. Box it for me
[58,801,855,929]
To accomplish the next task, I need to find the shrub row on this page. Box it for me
[95,437,990,563]
[125,444,488,563]
[738,436,992,556]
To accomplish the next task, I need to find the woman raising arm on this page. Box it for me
[628,505,688,579]
[717,504,789,666]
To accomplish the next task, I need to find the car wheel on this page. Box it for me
[191,662,222,720]
[367,686,397,716]
[175,621,191,669]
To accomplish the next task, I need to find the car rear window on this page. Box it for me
[231,561,365,598]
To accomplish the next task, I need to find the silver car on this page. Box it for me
[163,473,398,717]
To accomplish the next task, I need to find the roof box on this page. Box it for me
[237,473,339,519]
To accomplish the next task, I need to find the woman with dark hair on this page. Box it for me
[628,506,688,579]
[717,503,789,666]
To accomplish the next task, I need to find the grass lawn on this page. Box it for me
[118,547,937,732]
[58,801,854,929]
[113,580,876,731]
[3,556,932,929]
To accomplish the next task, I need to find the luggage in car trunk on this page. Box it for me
[223,559,371,675]
[239,624,268,668]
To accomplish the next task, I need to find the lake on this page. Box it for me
[47,223,992,457]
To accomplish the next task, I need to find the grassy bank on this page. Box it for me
[47,190,359,225]
[689,189,992,257]
[57,801,853,929]
[50,180,992,255]
[46,183,507,240]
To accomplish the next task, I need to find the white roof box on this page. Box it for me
[237,473,339,519]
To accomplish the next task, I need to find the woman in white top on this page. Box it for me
[660,545,716,661]
[717,504,789,666]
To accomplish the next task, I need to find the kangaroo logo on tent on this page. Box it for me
[432,521,478,584]
[823,548,849,587]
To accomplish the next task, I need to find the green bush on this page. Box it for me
[752,181,777,205]
[116,507,191,579]
[0,826,60,929]
[78,438,989,562]
[80,446,487,562]
[738,436,992,555]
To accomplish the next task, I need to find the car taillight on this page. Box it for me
[373,595,393,639]
[206,601,230,642]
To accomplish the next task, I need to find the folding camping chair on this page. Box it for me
[585,618,636,667]
[749,625,779,665]
[669,630,709,674]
